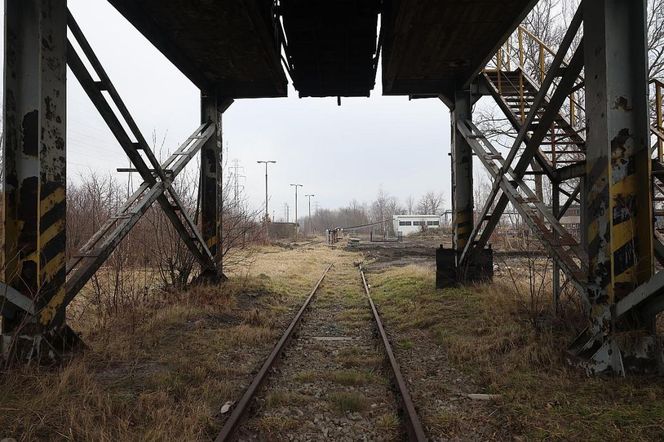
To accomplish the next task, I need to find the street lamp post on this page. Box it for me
[290,183,303,237]
[256,160,276,221]
[305,194,315,235]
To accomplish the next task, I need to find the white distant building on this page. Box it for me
[393,214,442,236]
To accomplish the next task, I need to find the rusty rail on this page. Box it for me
[360,268,427,442]
[214,264,333,441]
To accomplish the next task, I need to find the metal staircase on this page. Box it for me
[483,69,586,169]
[458,15,588,297]
[456,13,664,374]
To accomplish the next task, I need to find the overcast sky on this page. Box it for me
[3,0,454,221]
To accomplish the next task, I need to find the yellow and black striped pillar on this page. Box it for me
[584,0,653,332]
[2,0,67,338]
[452,91,474,259]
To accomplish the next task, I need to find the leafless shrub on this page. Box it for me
[497,234,584,332]
[62,136,264,328]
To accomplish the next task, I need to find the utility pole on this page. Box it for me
[231,159,245,209]
[305,194,315,234]
[257,160,276,221]
[290,183,303,237]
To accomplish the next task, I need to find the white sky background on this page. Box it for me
[2,0,453,220]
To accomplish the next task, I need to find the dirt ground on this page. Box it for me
[1,237,664,441]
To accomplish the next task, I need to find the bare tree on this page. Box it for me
[370,188,402,235]
[405,195,416,215]
[417,191,444,215]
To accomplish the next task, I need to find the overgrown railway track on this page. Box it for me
[214,263,427,441]
[360,267,427,441]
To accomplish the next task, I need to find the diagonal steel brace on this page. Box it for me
[66,13,215,272]
[42,123,214,326]
[458,120,588,299]
[459,24,585,267]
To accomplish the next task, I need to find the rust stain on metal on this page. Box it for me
[612,96,633,111]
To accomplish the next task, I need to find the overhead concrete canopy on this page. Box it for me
[381,0,537,101]
[108,0,288,98]
[281,0,381,98]
[107,0,536,101]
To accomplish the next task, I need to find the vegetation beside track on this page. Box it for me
[369,264,664,441]
[0,243,341,441]
[4,240,664,441]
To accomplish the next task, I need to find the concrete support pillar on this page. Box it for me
[2,0,67,356]
[200,91,223,276]
[581,0,653,372]
[451,91,474,262]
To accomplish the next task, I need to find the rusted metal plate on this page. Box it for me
[382,0,537,99]
[107,0,287,98]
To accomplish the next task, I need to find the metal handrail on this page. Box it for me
[489,24,664,164]
[486,25,585,135]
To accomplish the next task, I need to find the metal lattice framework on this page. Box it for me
[1,2,230,360]
[452,0,664,374]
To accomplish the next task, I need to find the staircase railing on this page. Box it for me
[486,26,585,135]
[489,25,664,166]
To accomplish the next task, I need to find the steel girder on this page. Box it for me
[458,8,585,269]
[201,93,233,278]
[458,120,588,294]
[66,12,217,276]
[453,0,664,374]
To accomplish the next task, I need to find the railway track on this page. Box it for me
[214,262,427,441]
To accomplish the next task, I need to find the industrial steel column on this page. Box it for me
[200,94,232,279]
[2,0,68,358]
[580,0,654,373]
[200,92,223,277]
[451,91,474,265]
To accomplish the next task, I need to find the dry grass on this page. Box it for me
[0,242,344,441]
[375,412,401,434]
[327,391,368,413]
[369,263,664,440]
[337,347,383,368]
[254,415,299,440]
[294,368,374,386]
